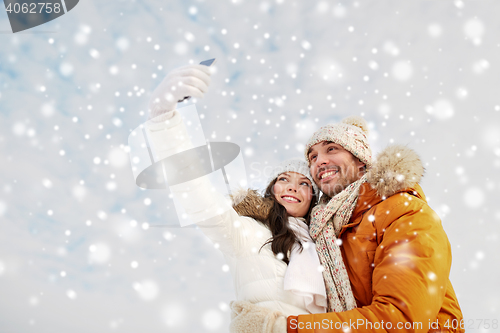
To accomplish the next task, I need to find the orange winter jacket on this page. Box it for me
[288,147,463,333]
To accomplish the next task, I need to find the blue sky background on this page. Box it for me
[1,0,499,332]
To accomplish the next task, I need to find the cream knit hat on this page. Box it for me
[266,159,319,196]
[304,116,372,167]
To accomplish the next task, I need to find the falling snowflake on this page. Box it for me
[463,187,485,209]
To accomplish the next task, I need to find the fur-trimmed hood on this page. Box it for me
[231,188,274,222]
[232,144,425,219]
[366,144,425,199]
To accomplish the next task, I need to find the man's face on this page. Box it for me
[308,141,366,197]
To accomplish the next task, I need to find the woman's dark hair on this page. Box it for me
[259,177,318,264]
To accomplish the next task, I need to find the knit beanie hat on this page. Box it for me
[304,116,372,167]
[266,159,319,196]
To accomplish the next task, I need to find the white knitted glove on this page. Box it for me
[148,64,212,122]
[229,301,287,333]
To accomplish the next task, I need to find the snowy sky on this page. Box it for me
[1,1,499,332]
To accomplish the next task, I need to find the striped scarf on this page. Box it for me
[309,174,367,312]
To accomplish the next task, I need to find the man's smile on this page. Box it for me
[317,167,340,182]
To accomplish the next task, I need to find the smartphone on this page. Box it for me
[177,58,217,102]
[199,58,217,67]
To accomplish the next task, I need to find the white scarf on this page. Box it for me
[283,217,327,314]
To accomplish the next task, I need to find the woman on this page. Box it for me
[145,64,328,319]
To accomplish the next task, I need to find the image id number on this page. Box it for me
[6,2,62,14]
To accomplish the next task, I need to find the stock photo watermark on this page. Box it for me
[3,0,79,33]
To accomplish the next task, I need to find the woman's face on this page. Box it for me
[273,172,314,217]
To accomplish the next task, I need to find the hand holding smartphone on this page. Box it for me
[177,58,217,103]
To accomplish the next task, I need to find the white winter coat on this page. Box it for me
[145,111,323,316]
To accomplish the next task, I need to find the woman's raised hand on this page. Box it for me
[148,64,212,122]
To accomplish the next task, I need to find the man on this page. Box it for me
[230,117,464,333]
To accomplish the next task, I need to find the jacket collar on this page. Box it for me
[349,183,426,224]
[334,144,426,234]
